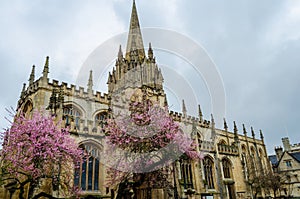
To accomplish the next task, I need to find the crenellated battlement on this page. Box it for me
[19,70,110,109]
[169,110,210,128]
[48,79,110,104]
[292,143,300,147]
[27,80,40,93]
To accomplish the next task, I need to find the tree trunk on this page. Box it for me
[273,189,277,198]
[28,181,37,199]
[18,186,25,199]
[31,192,60,199]
[16,179,31,199]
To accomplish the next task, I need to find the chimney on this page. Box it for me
[275,146,283,160]
[282,137,291,151]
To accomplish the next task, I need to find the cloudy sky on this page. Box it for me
[1,0,299,154]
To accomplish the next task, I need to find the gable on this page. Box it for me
[278,152,300,171]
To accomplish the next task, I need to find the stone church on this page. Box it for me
[2,1,272,199]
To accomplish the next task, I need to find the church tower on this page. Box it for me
[108,0,166,114]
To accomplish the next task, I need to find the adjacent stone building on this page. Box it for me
[1,1,272,199]
[269,137,300,198]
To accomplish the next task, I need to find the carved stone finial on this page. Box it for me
[223,118,228,131]
[148,42,154,60]
[198,104,203,122]
[118,45,123,60]
[260,129,264,140]
[107,72,112,83]
[251,127,255,138]
[233,121,239,142]
[20,83,26,98]
[233,121,238,133]
[29,65,35,86]
[211,114,215,129]
[43,56,49,79]
[182,99,187,116]
[242,124,247,135]
[87,70,93,97]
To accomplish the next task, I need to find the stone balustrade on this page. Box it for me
[217,144,239,156]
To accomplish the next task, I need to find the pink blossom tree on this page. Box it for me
[0,110,83,199]
[104,98,202,198]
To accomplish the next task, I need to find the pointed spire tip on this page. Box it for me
[126,0,145,61]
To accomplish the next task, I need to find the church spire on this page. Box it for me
[125,0,145,62]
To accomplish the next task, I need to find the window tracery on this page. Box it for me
[23,100,33,118]
[63,105,82,129]
[203,156,215,189]
[180,158,193,189]
[75,144,102,191]
[95,112,108,128]
[222,158,232,178]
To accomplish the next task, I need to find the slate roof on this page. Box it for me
[269,155,278,165]
[290,152,300,163]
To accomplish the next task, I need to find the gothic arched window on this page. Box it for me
[63,105,82,129]
[219,139,226,145]
[222,158,232,178]
[250,146,257,173]
[241,144,248,169]
[75,144,102,191]
[203,156,215,189]
[259,148,265,171]
[23,100,33,118]
[95,112,108,128]
[241,145,247,153]
[180,158,193,189]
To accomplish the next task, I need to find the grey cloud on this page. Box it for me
[0,0,299,154]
